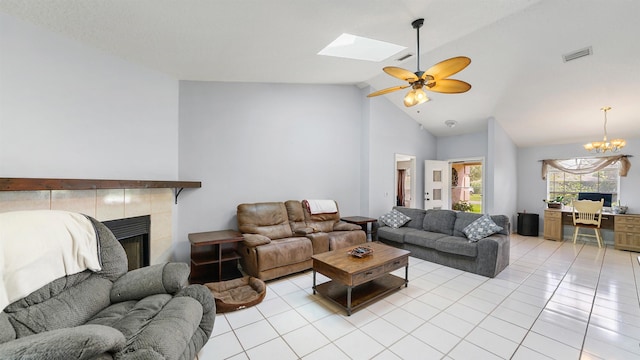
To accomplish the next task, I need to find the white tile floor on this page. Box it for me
[197,234,640,360]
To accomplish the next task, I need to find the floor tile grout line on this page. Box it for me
[575,241,607,357]
[506,237,586,359]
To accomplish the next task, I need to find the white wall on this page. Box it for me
[0,13,179,180]
[517,138,640,236]
[177,81,364,261]
[488,118,518,229]
[365,88,437,218]
[436,131,488,161]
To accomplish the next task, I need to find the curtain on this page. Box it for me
[541,155,631,180]
[397,169,406,206]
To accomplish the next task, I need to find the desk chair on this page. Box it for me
[572,199,604,248]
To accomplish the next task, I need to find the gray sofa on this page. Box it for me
[0,213,215,359]
[377,207,510,278]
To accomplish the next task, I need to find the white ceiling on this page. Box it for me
[2,0,639,147]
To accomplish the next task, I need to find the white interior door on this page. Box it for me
[425,160,450,210]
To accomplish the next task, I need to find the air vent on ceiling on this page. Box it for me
[562,46,592,62]
[396,53,413,62]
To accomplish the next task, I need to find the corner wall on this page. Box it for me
[364,88,437,218]
[487,118,518,229]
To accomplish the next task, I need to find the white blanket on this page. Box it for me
[0,210,102,310]
[303,199,338,214]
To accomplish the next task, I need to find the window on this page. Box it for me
[547,158,620,205]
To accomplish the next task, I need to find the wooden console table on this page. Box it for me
[543,208,640,251]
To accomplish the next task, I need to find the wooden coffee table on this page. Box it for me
[312,242,410,315]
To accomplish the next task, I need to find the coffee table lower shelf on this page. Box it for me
[313,273,406,315]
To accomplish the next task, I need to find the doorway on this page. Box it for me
[395,154,416,208]
[450,159,483,213]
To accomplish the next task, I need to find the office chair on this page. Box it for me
[571,199,604,248]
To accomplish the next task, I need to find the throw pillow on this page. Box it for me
[379,209,411,229]
[463,214,503,242]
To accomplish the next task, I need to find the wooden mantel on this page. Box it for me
[0,177,201,204]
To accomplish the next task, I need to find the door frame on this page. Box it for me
[394,154,416,208]
[448,157,485,213]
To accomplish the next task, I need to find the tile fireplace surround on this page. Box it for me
[0,188,174,264]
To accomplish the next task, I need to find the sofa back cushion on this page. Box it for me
[453,212,510,238]
[392,207,426,229]
[422,209,457,235]
[237,202,293,240]
[284,200,308,233]
[303,201,340,233]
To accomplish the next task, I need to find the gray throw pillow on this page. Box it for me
[379,209,411,229]
[463,214,503,242]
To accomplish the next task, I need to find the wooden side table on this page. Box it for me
[188,229,244,283]
[341,216,378,241]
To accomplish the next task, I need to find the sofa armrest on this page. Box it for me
[306,232,329,254]
[111,263,189,302]
[242,233,272,247]
[333,221,361,231]
[176,284,217,340]
[0,324,125,360]
[476,234,510,277]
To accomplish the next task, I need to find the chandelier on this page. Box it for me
[583,106,626,153]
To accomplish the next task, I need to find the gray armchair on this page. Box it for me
[0,212,215,359]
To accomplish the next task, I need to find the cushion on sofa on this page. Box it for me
[379,209,411,229]
[434,237,478,257]
[463,214,503,242]
[404,230,447,249]
[377,227,422,244]
[254,237,312,271]
[422,209,457,235]
[452,212,492,238]
[393,207,427,229]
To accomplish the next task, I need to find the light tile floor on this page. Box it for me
[197,234,640,360]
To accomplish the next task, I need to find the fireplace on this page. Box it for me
[102,215,150,271]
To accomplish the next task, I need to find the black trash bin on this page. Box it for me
[517,213,539,236]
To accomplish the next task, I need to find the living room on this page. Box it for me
[1,1,639,359]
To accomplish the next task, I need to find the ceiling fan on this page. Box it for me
[367,18,471,107]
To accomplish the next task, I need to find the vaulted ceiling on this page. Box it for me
[2,0,639,147]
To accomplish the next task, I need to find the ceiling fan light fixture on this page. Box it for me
[403,87,429,107]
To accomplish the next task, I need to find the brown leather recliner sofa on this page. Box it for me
[237,200,366,281]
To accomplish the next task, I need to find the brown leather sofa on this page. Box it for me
[237,200,366,281]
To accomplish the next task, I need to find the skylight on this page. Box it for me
[318,33,406,62]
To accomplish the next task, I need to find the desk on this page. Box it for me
[543,209,640,251]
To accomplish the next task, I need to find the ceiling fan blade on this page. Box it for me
[422,56,471,80]
[367,85,410,97]
[383,67,419,82]
[427,79,472,93]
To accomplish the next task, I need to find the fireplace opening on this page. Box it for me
[102,215,150,271]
